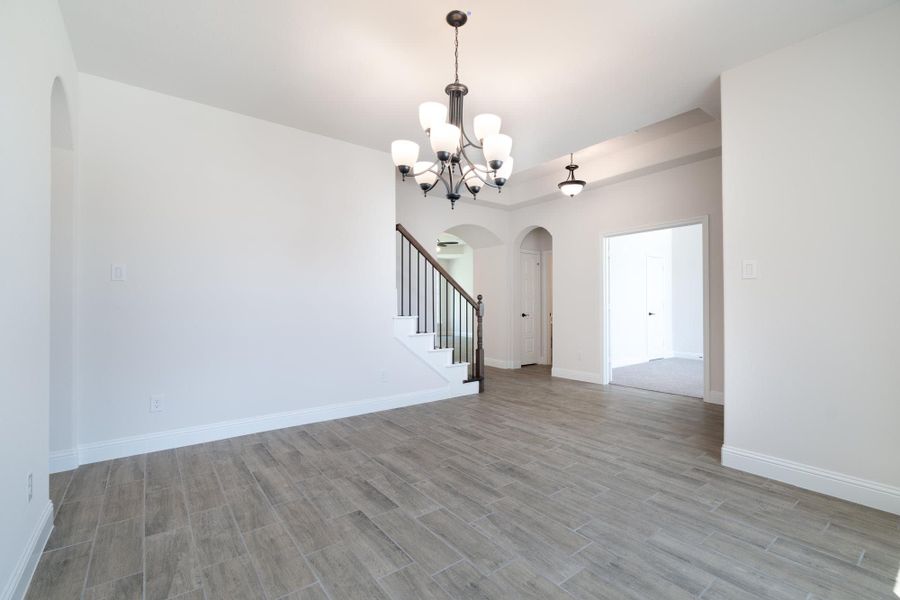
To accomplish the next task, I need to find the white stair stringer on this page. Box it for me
[393,316,479,397]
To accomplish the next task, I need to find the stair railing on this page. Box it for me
[396,223,484,391]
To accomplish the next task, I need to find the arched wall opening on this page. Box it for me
[514,226,553,367]
[49,77,76,472]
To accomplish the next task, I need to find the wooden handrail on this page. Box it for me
[396,223,478,307]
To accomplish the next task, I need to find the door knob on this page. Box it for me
[648,312,656,316]
[521,313,529,317]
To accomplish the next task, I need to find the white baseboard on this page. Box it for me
[49,449,78,474]
[484,357,515,369]
[705,390,724,405]
[673,352,703,360]
[73,385,473,467]
[551,367,604,384]
[1,500,53,600]
[721,445,900,515]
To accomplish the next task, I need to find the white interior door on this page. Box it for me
[646,255,665,360]
[520,250,540,365]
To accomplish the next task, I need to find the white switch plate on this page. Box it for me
[26,473,32,502]
[150,394,164,413]
[111,263,128,282]
[742,260,758,280]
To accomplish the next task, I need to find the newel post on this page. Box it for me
[476,294,485,392]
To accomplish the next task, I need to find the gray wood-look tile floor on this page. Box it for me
[30,366,899,599]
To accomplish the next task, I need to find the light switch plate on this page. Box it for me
[111,264,127,282]
[742,259,758,280]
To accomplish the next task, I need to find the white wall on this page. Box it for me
[0,0,79,595]
[511,158,724,393]
[50,145,76,455]
[608,228,673,368]
[74,74,443,449]
[722,4,900,511]
[671,224,703,357]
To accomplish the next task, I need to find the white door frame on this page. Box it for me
[601,215,711,401]
[519,249,542,366]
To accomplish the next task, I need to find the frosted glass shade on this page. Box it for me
[414,161,438,187]
[483,134,512,165]
[429,123,460,155]
[473,114,501,142]
[418,102,447,131]
[559,181,585,197]
[493,156,514,185]
[391,140,419,167]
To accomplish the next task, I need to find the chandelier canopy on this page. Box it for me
[391,10,513,209]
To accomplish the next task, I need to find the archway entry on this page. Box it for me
[518,227,553,366]
[50,77,76,474]
[435,224,502,363]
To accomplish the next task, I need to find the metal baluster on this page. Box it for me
[399,235,404,315]
[407,239,411,319]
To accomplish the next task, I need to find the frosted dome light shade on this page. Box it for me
[391,140,419,167]
[418,102,447,131]
[559,181,585,197]
[413,161,438,186]
[483,133,512,164]
[429,123,460,155]
[494,156,514,180]
[473,114,501,142]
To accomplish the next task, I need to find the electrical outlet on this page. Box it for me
[379,369,387,383]
[150,394,164,413]
[26,473,32,502]
[110,263,128,282]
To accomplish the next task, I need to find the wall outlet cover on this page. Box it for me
[741,259,758,280]
[150,394,164,413]
[110,263,128,282]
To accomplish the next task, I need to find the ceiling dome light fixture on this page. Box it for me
[391,10,513,209]
[558,153,586,197]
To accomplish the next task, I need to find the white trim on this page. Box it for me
[721,446,900,516]
[540,250,553,366]
[551,367,604,384]
[74,385,475,466]
[49,449,78,474]
[673,352,703,360]
[705,390,724,405]
[1,500,53,600]
[485,357,515,369]
[601,216,711,404]
[518,248,542,366]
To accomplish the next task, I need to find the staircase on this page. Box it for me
[395,223,485,393]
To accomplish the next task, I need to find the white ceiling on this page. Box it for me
[58,0,894,171]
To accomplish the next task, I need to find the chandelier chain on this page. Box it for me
[454,27,459,83]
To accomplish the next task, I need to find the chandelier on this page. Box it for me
[391,10,513,209]
[558,153,586,197]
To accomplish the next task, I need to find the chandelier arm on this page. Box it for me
[458,146,500,189]
[409,160,442,178]
[461,128,483,150]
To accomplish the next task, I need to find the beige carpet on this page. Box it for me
[612,357,704,398]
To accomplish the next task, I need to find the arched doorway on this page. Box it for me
[434,224,502,363]
[49,78,76,473]
[517,227,553,366]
